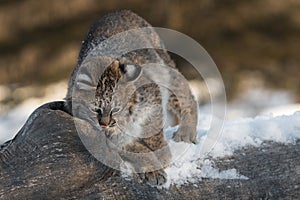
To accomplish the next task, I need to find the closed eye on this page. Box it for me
[110,120,116,127]
[111,107,121,114]
[96,108,103,115]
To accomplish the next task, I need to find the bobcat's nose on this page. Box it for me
[100,117,110,128]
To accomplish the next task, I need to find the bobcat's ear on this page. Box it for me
[111,60,119,71]
[110,60,122,77]
[120,64,142,82]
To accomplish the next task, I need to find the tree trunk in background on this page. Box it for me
[0,102,299,199]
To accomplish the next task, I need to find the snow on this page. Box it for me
[164,140,248,188]
[226,88,295,119]
[162,111,300,188]
[260,104,300,117]
[0,99,42,143]
[0,81,67,143]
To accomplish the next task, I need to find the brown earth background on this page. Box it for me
[0,0,299,105]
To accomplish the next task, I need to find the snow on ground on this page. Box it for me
[0,81,67,143]
[226,88,295,119]
[163,111,300,188]
[260,104,300,117]
[1,84,300,187]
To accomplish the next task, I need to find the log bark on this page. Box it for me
[0,102,299,199]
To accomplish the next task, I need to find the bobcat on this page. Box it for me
[65,10,198,185]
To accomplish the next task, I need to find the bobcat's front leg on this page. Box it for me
[165,68,198,144]
[168,92,198,144]
[122,131,171,186]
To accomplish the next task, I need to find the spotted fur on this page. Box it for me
[65,10,198,186]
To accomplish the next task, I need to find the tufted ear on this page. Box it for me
[110,60,122,76]
[119,63,142,82]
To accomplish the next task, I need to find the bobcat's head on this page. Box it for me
[95,60,141,129]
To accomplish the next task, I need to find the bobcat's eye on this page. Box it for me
[111,107,121,114]
[96,108,103,115]
[110,120,116,127]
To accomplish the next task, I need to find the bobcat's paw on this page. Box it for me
[139,169,167,186]
[173,126,197,144]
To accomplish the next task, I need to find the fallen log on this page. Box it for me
[0,102,299,199]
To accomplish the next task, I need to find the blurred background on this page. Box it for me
[0,0,300,143]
